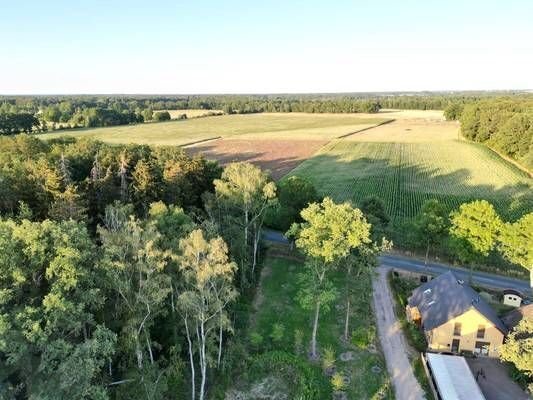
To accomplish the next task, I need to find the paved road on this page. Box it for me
[372,266,426,400]
[380,254,531,295]
[262,229,531,295]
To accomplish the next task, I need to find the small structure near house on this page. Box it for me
[501,303,533,331]
[406,271,507,357]
[502,289,523,307]
[424,352,486,400]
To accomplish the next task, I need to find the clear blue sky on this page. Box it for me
[1,0,532,94]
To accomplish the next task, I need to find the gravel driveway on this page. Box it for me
[372,266,426,400]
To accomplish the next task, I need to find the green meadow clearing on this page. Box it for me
[38,113,386,145]
[288,118,533,223]
[223,255,392,400]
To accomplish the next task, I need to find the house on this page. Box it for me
[406,271,507,357]
[501,303,533,331]
[502,288,523,307]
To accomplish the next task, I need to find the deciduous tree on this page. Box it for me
[288,197,371,358]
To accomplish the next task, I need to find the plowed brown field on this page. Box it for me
[185,138,328,180]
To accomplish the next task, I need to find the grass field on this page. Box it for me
[38,113,386,146]
[288,118,533,223]
[158,109,223,119]
[226,255,392,399]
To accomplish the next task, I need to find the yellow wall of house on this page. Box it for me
[426,307,504,358]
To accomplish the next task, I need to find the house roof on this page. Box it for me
[425,353,486,400]
[501,304,533,330]
[408,271,508,334]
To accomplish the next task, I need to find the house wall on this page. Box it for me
[503,294,522,307]
[426,308,504,358]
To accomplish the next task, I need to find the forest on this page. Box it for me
[454,98,533,170]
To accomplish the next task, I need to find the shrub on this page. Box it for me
[249,351,331,399]
[153,111,171,121]
[331,372,345,391]
[351,326,373,349]
[270,323,285,344]
[249,332,264,350]
[293,328,304,355]
[322,346,336,371]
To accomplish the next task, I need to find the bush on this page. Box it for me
[351,326,375,349]
[331,372,345,392]
[293,328,304,355]
[322,346,336,371]
[249,332,264,350]
[270,323,285,344]
[249,351,331,400]
[153,111,171,122]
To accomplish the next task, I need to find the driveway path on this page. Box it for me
[372,266,426,400]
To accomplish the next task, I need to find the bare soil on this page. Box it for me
[185,138,328,180]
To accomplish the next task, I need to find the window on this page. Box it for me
[453,322,462,336]
[477,324,485,339]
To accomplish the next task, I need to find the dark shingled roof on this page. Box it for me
[502,304,533,330]
[408,271,508,334]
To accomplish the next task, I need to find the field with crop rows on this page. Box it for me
[289,121,533,223]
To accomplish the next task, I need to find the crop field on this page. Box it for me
[288,119,533,223]
[38,113,386,146]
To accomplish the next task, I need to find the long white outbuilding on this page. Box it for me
[425,353,486,400]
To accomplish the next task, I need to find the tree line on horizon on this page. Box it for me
[2,92,531,134]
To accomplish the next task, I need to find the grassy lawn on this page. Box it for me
[226,255,392,399]
[288,120,532,224]
[37,113,386,146]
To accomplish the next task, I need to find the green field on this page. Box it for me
[38,113,386,145]
[225,255,392,399]
[288,120,533,223]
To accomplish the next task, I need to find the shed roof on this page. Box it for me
[408,271,507,334]
[502,304,533,330]
[426,353,486,400]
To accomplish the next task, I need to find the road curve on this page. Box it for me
[372,266,426,400]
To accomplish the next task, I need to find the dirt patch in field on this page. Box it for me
[185,138,328,180]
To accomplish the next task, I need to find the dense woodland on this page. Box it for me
[448,98,533,170]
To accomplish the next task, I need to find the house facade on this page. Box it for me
[406,271,507,358]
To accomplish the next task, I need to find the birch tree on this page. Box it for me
[176,229,237,400]
[213,162,276,286]
[99,205,170,373]
[288,197,371,359]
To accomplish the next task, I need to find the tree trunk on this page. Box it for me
[310,300,321,359]
[145,329,154,364]
[424,241,430,266]
[252,225,259,276]
[184,317,196,400]
[199,320,207,400]
[217,316,223,368]
[344,298,350,341]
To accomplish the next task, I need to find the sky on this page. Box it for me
[1,0,533,94]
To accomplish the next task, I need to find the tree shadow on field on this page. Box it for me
[285,151,533,222]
